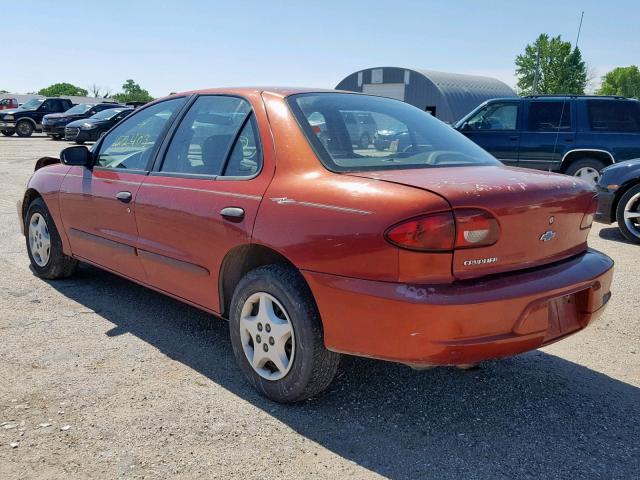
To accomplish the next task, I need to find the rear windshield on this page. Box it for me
[288,93,499,172]
[587,100,640,133]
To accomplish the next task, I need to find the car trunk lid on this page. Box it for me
[348,166,596,280]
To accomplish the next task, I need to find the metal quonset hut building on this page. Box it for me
[336,67,517,124]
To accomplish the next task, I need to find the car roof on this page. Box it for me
[168,87,351,99]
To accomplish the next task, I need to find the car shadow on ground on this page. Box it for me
[598,225,638,245]
[47,264,639,479]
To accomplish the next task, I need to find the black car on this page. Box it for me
[455,95,640,183]
[42,102,121,140]
[64,107,133,143]
[0,97,74,137]
[595,158,640,243]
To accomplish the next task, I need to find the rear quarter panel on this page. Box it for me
[253,93,454,283]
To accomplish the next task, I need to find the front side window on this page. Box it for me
[527,101,571,131]
[289,93,499,172]
[465,103,519,131]
[160,95,253,176]
[96,97,186,170]
[588,100,640,133]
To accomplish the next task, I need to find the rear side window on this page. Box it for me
[160,95,260,177]
[588,100,640,133]
[289,93,499,172]
[527,101,571,131]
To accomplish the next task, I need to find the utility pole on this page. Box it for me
[575,11,584,49]
[533,45,541,95]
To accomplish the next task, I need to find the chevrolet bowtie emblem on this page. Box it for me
[539,230,556,242]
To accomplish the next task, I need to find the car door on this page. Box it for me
[133,94,274,313]
[457,101,521,166]
[58,97,187,281]
[518,100,574,171]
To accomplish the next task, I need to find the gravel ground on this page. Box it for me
[0,135,638,480]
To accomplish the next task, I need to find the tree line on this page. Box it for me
[516,33,639,98]
[14,79,156,103]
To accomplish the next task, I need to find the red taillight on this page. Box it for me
[580,195,598,230]
[385,212,455,251]
[385,209,500,252]
[454,209,500,248]
[311,125,322,134]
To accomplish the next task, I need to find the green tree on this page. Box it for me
[0,89,8,94]
[112,79,154,103]
[38,82,88,97]
[515,34,587,95]
[597,66,640,99]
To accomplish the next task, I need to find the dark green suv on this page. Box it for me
[455,95,640,183]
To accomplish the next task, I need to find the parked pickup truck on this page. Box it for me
[455,95,640,183]
[0,97,74,137]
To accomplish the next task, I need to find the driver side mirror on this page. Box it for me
[60,146,92,167]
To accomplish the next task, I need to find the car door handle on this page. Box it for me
[116,191,132,203]
[509,135,519,141]
[220,207,245,221]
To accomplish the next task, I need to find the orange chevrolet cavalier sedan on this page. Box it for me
[18,88,613,402]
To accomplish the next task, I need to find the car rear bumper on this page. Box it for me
[303,248,613,366]
[595,188,616,224]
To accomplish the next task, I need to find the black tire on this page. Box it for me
[15,120,34,137]
[75,140,85,145]
[1,130,14,136]
[25,197,77,279]
[229,265,340,403]
[563,157,606,183]
[615,183,640,245]
[52,134,62,140]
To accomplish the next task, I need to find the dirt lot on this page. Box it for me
[1,134,638,479]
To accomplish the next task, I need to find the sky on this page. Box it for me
[3,0,639,97]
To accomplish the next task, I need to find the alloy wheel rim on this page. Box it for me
[18,123,31,135]
[623,192,640,239]
[239,292,295,381]
[574,166,600,184]
[28,213,51,267]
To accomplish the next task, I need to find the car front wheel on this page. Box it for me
[615,184,640,244]
[16,120,34,137]
[229,265,340,403]
[25,197,78,279]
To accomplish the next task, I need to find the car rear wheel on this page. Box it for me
[1,130,14,136]
[228,265,340,403]
[25,197,78,279]
[15,120,34,137]
[564,158,606,184]
[615,184,640,244]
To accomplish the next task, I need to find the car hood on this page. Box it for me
[1,108,20,115]
[348,166,596,279]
